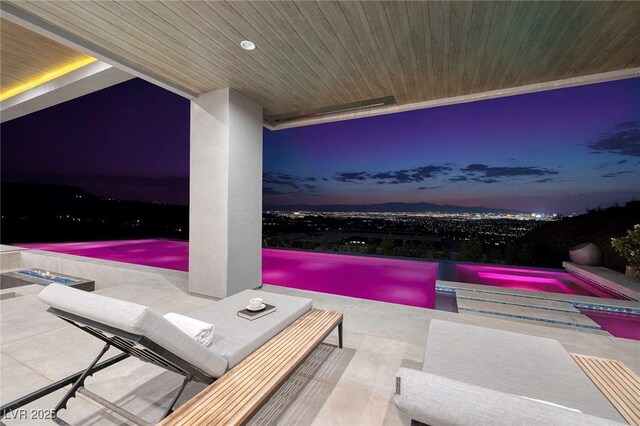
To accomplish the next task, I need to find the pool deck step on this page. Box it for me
[456,298,602,330]
[456,289,579,313]
[438,280,640,313]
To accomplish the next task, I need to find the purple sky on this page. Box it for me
[2,77,639,213]
[1,79,190,204]
[264,78,640,213]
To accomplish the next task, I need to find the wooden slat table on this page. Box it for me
[160,308,343,426]
[571,353,640,425]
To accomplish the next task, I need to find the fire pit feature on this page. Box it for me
[0,269,94,291]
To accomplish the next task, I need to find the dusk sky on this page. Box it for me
[1,78,190,204]
[2,77,639,213]
[264,78,640,213]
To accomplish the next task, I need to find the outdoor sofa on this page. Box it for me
[34,283,342,425]
[394,319,627,426]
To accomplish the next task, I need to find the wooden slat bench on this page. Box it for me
[571,353,640,425]
[160,308,343,426]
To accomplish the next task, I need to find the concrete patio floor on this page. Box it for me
[1,250,640,425]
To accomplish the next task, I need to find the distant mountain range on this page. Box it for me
[264,202,527,214]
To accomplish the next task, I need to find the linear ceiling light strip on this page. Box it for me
[0,57,97,101]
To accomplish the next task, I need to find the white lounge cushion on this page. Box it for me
[186,289,312,368]
[38,284,228,378]
[422,319,624,421]
[394,368,625,426]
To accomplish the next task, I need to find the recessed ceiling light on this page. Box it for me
[240,40,256,51]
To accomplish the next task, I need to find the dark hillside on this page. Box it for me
[520,201,640,271]
[1,182,188,243]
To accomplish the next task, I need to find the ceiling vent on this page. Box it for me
[264,95,396,126]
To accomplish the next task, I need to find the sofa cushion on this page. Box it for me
[38,284,228,378]
[394,368,624,426]
[421,319,624,422]
[186,289,312,368]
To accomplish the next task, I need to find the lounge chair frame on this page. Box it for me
[2,306,342,426]
[47,307,216,426]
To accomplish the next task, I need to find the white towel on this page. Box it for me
[163,312,214,348]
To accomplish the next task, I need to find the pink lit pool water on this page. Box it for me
[455,264,623,299]
[17,241,438,308]
[262,249,438,308]
[580,309,640,340]
[19,240,190,271]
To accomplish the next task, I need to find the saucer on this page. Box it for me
[247,303,266,312]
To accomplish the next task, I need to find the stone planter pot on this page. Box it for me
[626,265,640,280]
[569,242,602,266]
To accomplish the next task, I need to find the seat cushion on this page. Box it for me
[394,368,624,426]
[422,319,625,422]
[38,284,228,378]
[186,289,312,368]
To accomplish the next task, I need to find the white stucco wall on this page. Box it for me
[227,89,263,296]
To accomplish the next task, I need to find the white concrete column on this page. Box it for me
[189,88,263,298]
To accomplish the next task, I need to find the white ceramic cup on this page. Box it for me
[249,297,263,309]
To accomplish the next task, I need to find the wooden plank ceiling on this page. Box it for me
[0,18,95,100]
[5,1,640,116]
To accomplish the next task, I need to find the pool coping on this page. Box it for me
[563,262,640,302]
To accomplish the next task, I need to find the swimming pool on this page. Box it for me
[580,309,640,340]
[16,240,639,339]
[19,239,189,271]
[17,240,438,308]
[18,240,623,301]
[455,263,623,299]
[263,249,438,308]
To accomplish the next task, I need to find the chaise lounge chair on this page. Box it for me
[35,283,342,425]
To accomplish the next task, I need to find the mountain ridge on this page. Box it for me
[264,202,528,214]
